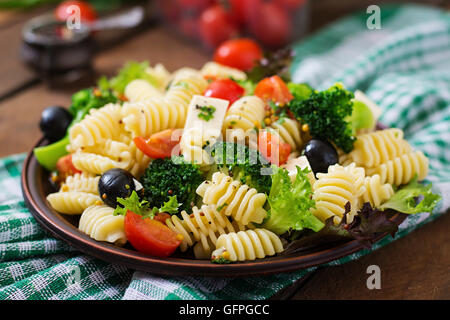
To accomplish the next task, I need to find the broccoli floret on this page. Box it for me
[139,157,204,214]
[288,83,356,153]
[207,142,272,195]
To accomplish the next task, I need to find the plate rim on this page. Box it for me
[21,138,407,277]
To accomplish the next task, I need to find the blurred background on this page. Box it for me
[0,0,448,156]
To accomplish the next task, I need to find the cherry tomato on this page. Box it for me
[254,75,294,106]
[55,1,97,24]
[248,2,291,48]
[198,5,238,48]
[56,154,81,176]
[204,79,244,105]
[134,129,180,159]
[258,130,291,166]
[213,38,263,71]
[124,210,181,257]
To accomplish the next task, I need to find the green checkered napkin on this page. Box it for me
[1,4,449,300]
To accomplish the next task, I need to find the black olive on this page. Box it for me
[39,106,73,142]
[303,139,338,176]
[98,168,136,208]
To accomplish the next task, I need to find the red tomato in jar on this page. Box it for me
[134,129,181,159]
[258,130,291,166]
[198,4,238,48]
[213,38,263,71]
[254,75,294,106]
[204,79,244,105]
[248,2,291,48]
[55,1,97,24]
[124,210,182,257]
[56,154,81,176]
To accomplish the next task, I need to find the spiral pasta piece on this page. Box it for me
[213,228,284,262]
[222,96,265,132]
[196,172,268,225]
[165,72,209,117]
[124,79,163,102]
[366,150,429,186]
[47,191,100,215]
[72,151,132,175]
[63,172,100,195]
[269,117,305,152]
[121,96,176,138]
[79,205,127,245]
[69,103,124,149]
[200,62,247,81]
[165,205,246,258]
[360,174,394,208]
[339,128,412,168]
[312,163,366,225]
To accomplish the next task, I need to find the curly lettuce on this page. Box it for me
[261,166,324,235]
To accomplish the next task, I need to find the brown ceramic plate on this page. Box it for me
[21,137,407,277]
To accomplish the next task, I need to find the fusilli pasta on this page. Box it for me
[360,174,394,208]
[312,163,366,224]
[47,191,100,215]
[196,172,268,225]
[213,228,284,262]
[366,150,429,186]
[79,205,127,245]
[339,128,412,168]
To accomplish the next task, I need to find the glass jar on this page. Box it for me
[155,0,310,50]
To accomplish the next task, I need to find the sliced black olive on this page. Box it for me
[39,106,73,142]
[98,168,136,208]
[303,139,338,176]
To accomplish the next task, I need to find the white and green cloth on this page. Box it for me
[0,4,449,300]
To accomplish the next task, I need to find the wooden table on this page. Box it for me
[0,0,448,300]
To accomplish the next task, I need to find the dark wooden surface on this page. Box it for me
[0,0,448,300]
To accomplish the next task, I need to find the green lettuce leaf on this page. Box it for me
[101,61,159,95]
[261,166,324,235]
[380,176,442,214]
[114,191,180,219]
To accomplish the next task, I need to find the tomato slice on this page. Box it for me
[258,130,291,166]
[134,129,180,159]
[204,79,244,105]
[55,1,97,24]
[213,38,263,71]
[56,154,81,176]
[254,75,294,106]
[124,210,181,257]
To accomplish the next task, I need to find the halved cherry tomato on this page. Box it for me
[55,1,97,24]
[134,129,181,159]
[199,4,238,48]
[124,210,181,257]
[213,38,263,71]
[204,78,244,105]
[258,130,291,166]
[254,75,293,106]
[56,154,81,176]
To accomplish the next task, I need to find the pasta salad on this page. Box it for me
[36,40,441,264]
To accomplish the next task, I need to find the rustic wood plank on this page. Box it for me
[292,211,450,299]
